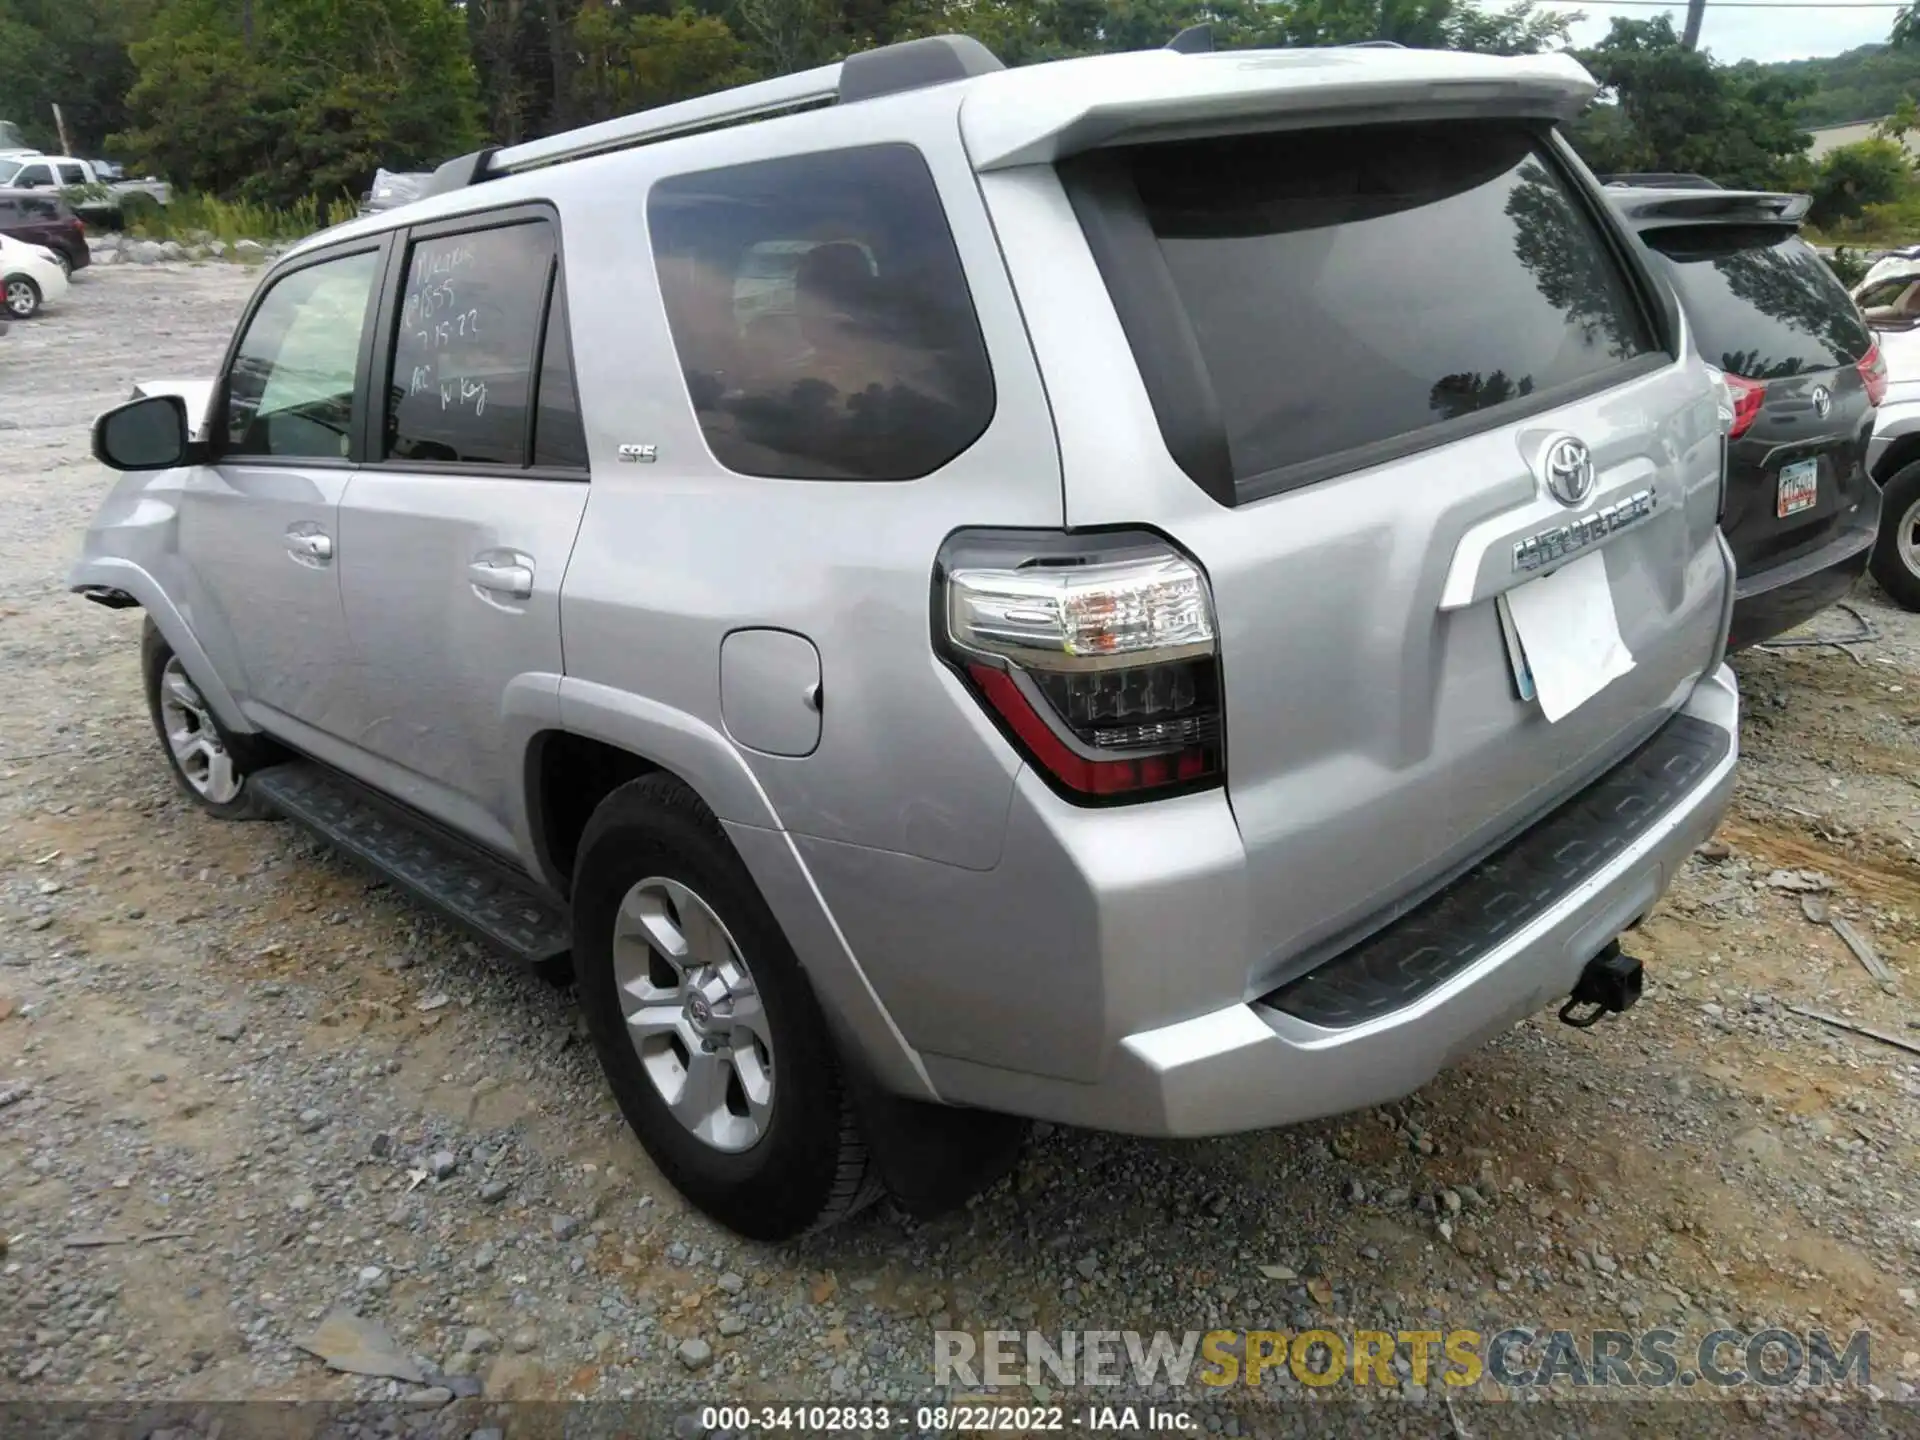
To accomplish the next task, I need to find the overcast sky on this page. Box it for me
[1539,0,1902,63]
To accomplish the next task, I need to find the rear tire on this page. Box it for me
[141,621,274,820]
[1870,460,1920,612]
[4,274,40,318]
[571,773,880,1240]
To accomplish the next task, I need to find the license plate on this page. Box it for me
[1497,552,1636,724]
[1777,458,1819,518]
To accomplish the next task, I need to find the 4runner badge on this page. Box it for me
[1513,487,1656,573]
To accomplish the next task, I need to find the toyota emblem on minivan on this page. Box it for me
[1811,385,1832,419]
[1542,436,1596,507]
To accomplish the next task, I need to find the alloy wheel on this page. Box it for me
[157,656,242,804]
[1898,495,1920,582]
[612,876,774,1153]
[4,279,35,317]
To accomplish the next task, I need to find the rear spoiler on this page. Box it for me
[1607,189,1811,227]
[958,48,1599,171]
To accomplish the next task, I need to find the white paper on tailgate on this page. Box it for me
[1503,550,1636,723]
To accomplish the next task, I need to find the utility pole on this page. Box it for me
[1682,0,1707,49]
[51,102,73,157]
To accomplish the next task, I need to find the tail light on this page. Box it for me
[73,218,85,234]
[935,531,1224,802]
[1859,340,1888,407]
[1722,372,1766,440]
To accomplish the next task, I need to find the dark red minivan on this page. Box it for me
[0,187,90,274]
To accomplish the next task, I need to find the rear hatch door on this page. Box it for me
[1020,106,1728,989]
[1640,224,1877,583]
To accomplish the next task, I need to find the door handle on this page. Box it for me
[468,560,534,599]
[287,531,332,561]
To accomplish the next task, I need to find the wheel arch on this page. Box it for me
[529,687,938,1102]
[531,678,782,892]
[1875,427,1920,487]
[71,556,252,733]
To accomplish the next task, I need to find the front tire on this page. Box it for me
[141,622,273,819]
[1871,460,1920,612]
[571,774,880,1239]
[4,275,40,318]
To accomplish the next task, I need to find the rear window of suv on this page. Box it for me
[1070,121,1661,501]
[1640,225,1872,380]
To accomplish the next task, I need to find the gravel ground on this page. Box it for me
[3,262,1920,1437]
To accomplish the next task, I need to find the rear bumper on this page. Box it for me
[1729,508,1875,649]
[920,665,1739,1136]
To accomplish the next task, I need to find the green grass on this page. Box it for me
[121,191,359,245]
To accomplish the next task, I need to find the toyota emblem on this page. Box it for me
[1811,385,1832,420]
[1542,436,1596,508]
[688,993,713,1026]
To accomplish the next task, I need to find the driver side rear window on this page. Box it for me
[648,144,995,481]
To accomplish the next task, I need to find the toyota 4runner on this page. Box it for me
[73,33,1740,1239]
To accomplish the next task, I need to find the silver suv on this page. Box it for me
[73,34,1740,1239]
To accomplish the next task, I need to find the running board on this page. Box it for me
[250,761,571,967]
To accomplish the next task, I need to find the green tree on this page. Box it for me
[1876,93,1920,140]
[117,0,482,206]
[0,0,151,153]
[572,6,755,122]
[1809,137,1911,226]
[1570,17,1813,189]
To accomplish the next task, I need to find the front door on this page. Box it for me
[335,212,590,856]
[176,243,384,740]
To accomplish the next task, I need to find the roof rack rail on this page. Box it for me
[422,33,1003,198]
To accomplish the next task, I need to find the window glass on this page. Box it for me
[56,164,85,186]
[387,221,553,465]
[1115,122,1657,489]
[225,249,380,459]
[533,277,588,468]
[648,144,994,481]
[0,161,20,184]
[16,163,52,188]
[1643,227,1873,379]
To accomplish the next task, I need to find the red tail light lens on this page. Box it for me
[1859,341,1888,408]
[1724,373,1766,441]
[936,532,1224,803]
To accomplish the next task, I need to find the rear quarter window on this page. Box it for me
[1643,226,1872,379]
[1071,121,1662,501]
[648,144,995,482]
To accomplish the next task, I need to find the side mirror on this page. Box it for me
[93,394,196,471]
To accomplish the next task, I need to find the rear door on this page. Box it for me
[1641,225,1877,580]
[1015,117,1728,985]
[333,209,589,856]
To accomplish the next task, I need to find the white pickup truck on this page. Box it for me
[0,154,171,216]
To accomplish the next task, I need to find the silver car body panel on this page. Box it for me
[72,43,1739,1134]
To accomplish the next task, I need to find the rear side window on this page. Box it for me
[56,163,85,186]
[533,280,588,469]
[1080,122,1659,498]
[648,144,994,481]
[387,221,554,466]
[1642,226,1872,379]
